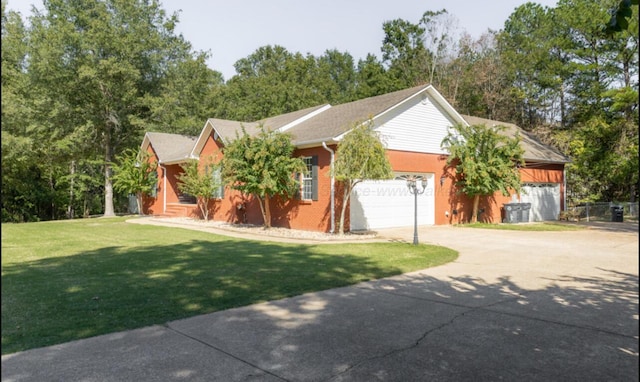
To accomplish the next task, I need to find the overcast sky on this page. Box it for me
[8,0,558,80]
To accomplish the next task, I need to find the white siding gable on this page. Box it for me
[375,93,456,154]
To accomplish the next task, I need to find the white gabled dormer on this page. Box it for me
[373,85,468,154]
[189,119,215,159]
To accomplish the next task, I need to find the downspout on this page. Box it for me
[563,167,567,212]
[160,164,167,214]
[322,142,335,234]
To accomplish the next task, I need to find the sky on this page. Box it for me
[8,0,558,80]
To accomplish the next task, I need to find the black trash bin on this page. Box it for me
[503,203,522,223]
[611,206,624,222]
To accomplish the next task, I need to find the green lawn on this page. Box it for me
[1,217,457,355]
[457,222,587,231]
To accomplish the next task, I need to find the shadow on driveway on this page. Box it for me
[569,220,639,233]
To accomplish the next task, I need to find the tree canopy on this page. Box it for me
[334,120,394,234]
[221,126,306,228]
[177,158,223,221]
[442,124,525,223]
[111,149,157,216]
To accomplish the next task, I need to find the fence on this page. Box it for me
[565,202,638,222]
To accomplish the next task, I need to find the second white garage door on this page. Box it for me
[350,173,435,231]
[520,183,561,221]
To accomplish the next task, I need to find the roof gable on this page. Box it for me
[373,88,463,154]
[141,132,197,164]
[189,119,264,159]
[286,84,468,146]
[189,105,332,158]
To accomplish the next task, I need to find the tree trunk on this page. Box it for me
[263,194,271,228]
[49,169,56,220]
[103,133,115,217]
[471,194,480,223]
[136,192,143,216]
[560,82,566,129]
[198,197,209,220]
[68,160,75,219]
[338,186,352,235]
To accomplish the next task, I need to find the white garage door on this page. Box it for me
[520,183,561,221]
[350,173,435,230]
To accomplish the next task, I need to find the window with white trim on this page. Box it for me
[299,156,318,201]
[211,167,224,199]
[302,157,313,200]
[149,170,158,198]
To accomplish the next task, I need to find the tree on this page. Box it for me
[498,2,567,128]
[445,31,514,122]
[381,17,430,89]
[420,9,459,86]
[354,54,394,99]
[140,53,225,136]
[222,125,306,228]
[315,49,357,104]
[606,0,639,34]
[26,0,196,218]
[380,9,462,91]
[496,0,638,204]
[333,120,393,234]
[441,124,525,223]
[176,157,223,221]
[1,4,40,222]
[220,45,325,121]
[111,149,157,216]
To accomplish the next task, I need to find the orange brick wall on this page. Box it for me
[269,146,339,232]
[186,133,339,231]
[386,150,565,224]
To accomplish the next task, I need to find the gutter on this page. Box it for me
[294,138,338,149]
[322,142,335,234]
[160,155,196,166]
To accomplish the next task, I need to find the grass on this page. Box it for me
[457,222,587,231]
[1,217,457,355]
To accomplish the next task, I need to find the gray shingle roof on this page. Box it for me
[205,118,260,142]
[142,85,568,165]
[461,115,570,164]
[260,104,329,131]
[287,85,430,145]
[206,104,330,142]
[145,132,197,163]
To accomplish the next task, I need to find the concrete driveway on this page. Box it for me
[2,222,638,381]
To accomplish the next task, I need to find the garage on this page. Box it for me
[350,173,435,230]
[520,183,561,221]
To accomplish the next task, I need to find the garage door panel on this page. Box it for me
[350,174,434,230]
[521,183,560,222]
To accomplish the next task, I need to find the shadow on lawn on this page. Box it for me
[1,239,400,354]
